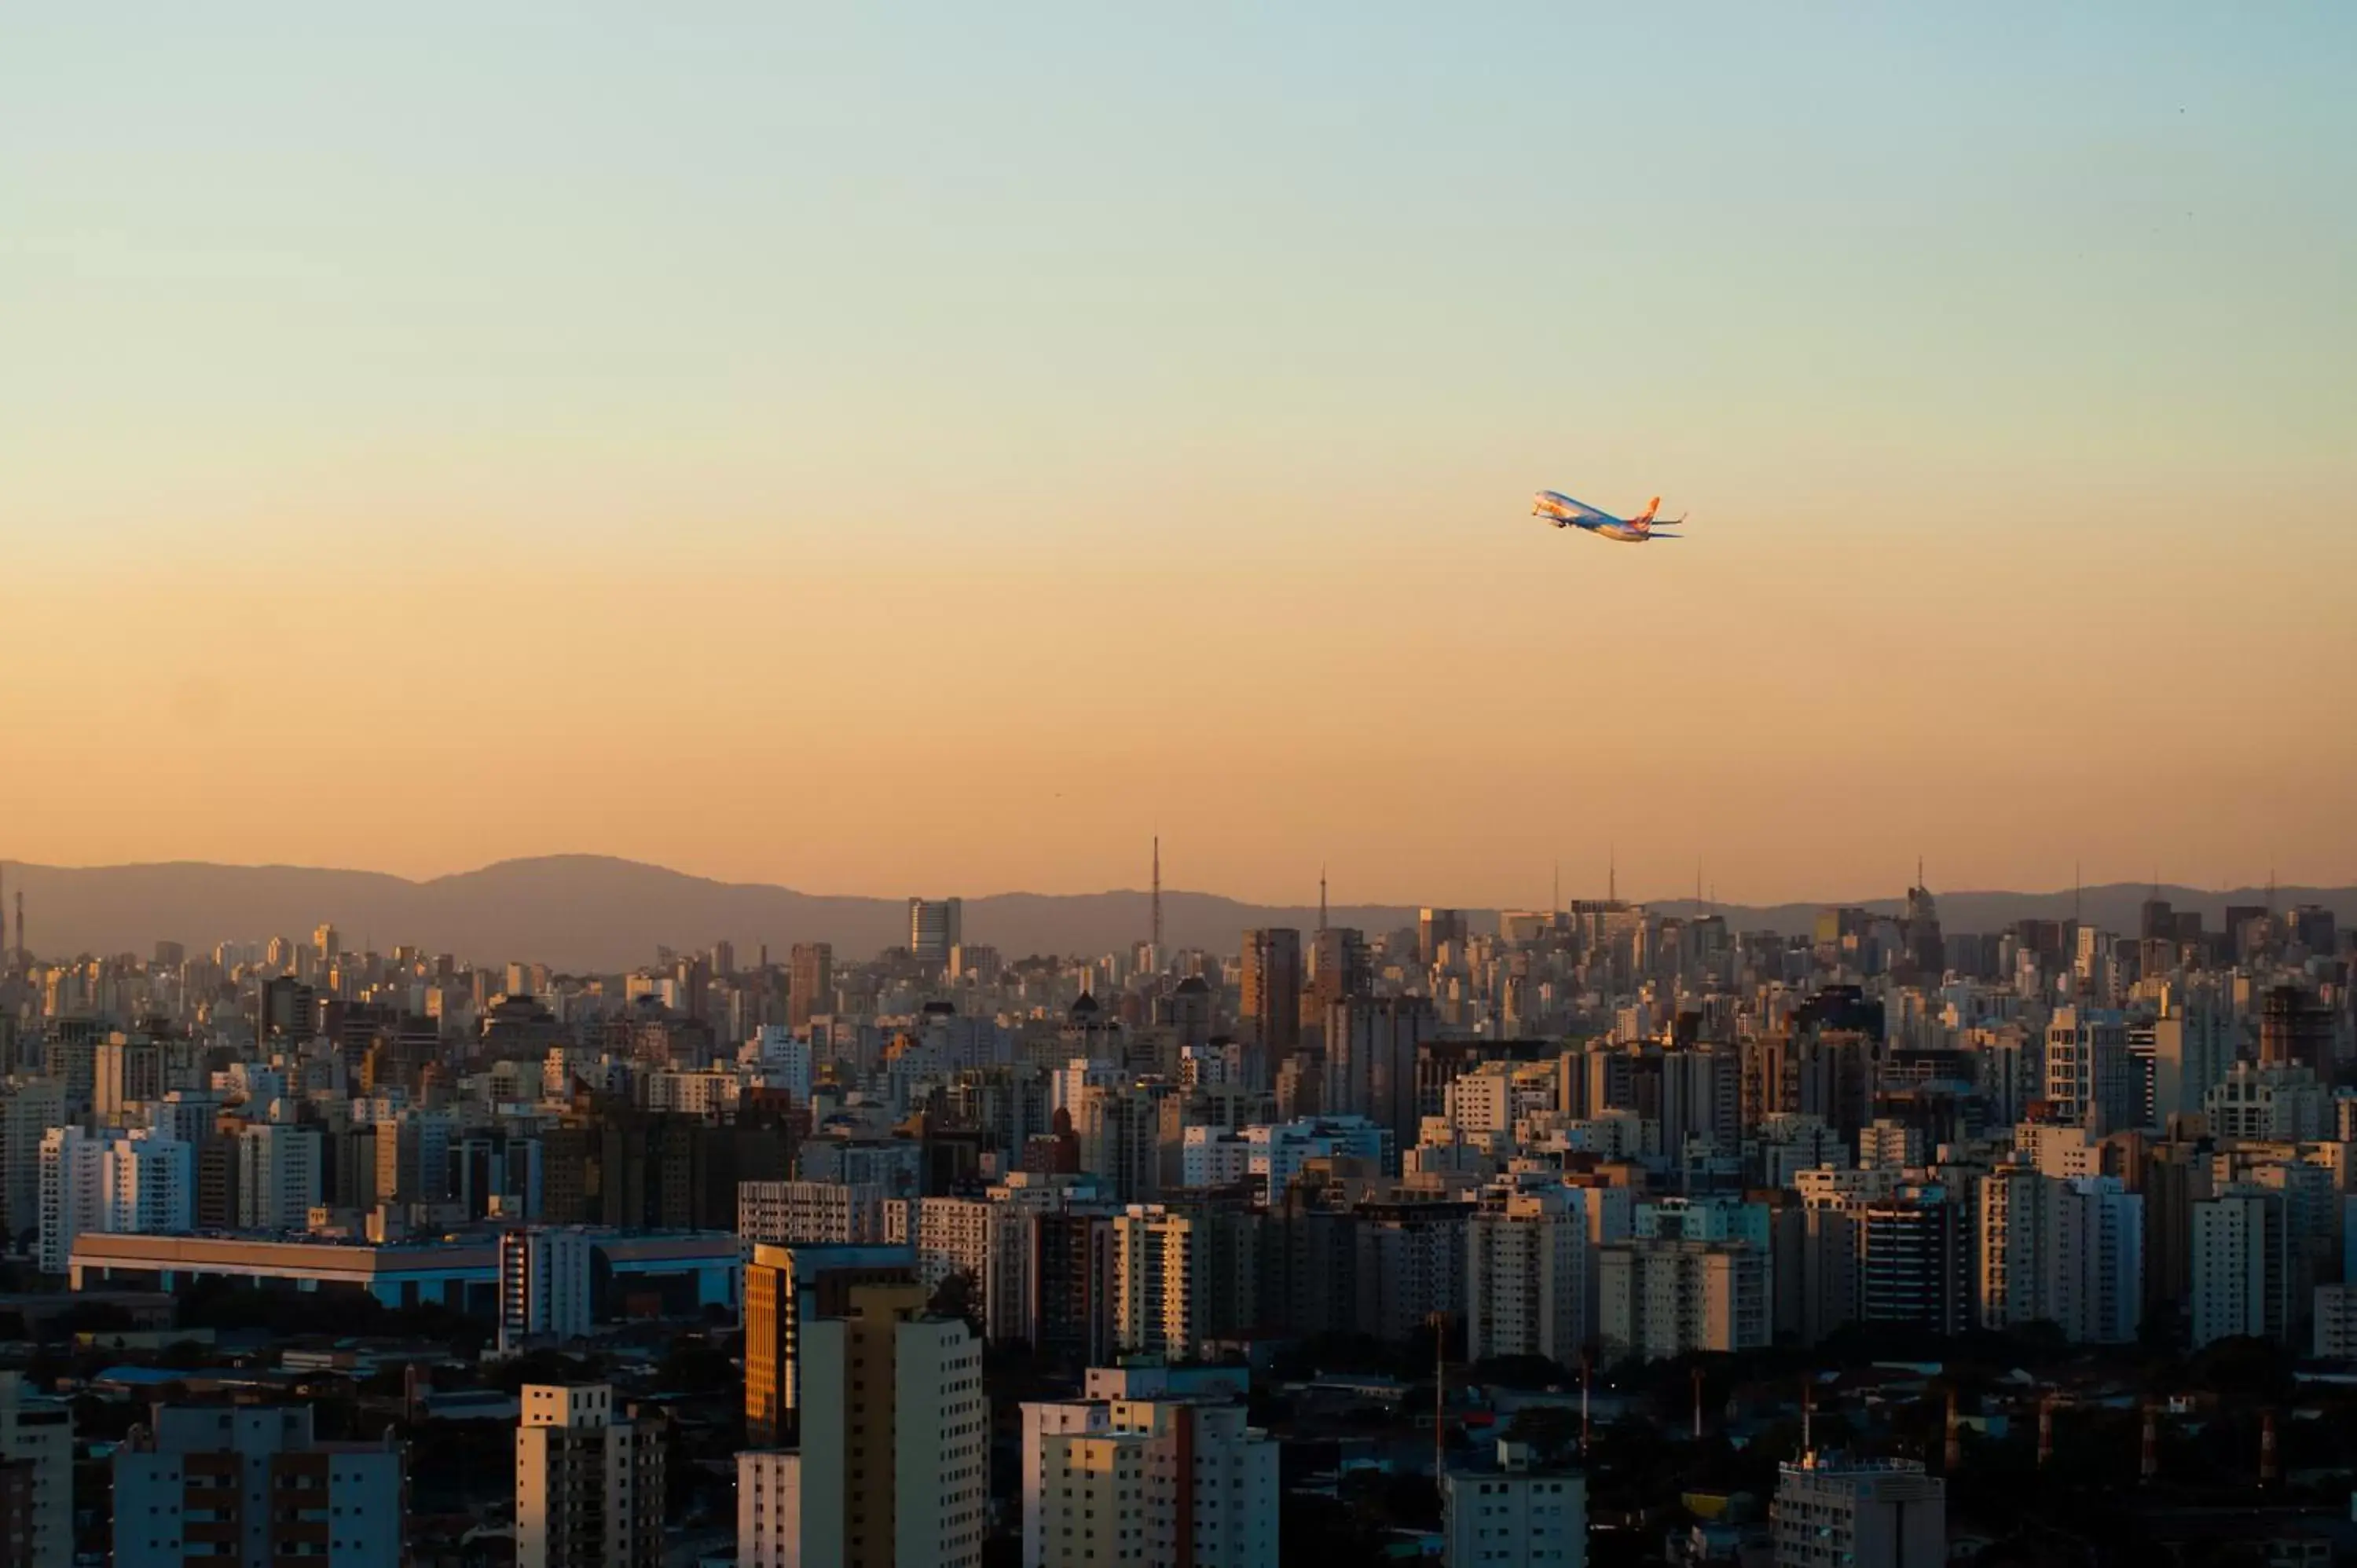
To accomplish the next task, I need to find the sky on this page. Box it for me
[3,3,2353,907]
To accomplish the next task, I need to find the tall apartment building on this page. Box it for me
[2044,1008,2136,1131]
[2191,1187,2292,1346]
[0,1080,66,1241]
[1467,1185,1590,1365]
[1772,1456,1944,1568]
[1440,1439,1585,1568]
[1596,1237,1768,1361]
[787,945,833,1032]
[1858,1187,1970,1335]
[112,1406,405,1568]
[1975,1167,2143,1343]
[0,1374,69,1568]
[1025,1395,1277,1568]
[1323,996,1434,1157]
[38,1127,192,1274]
[1109,1204,1259,1359]
[908,899,963,968]
[1240,929,1303,1063]
[93,1035,163,1123]
[791,1280,988,1568]
[515,1385,665,1568]
[739,1181,893,1246]
[499,1228,596,1355]
[235,1124,322,1232]
[742,1242,915,1447]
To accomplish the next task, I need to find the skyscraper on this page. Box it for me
[742,1242,916,1448]
[515,1385,665,1568]
[788,943,833,1031]
[788,1280,988,1568]
[1239,929,1301,1061]
[909,899,963,967]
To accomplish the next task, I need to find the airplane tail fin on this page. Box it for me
[1632,496,1661,525]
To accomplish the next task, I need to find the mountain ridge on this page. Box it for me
[2,855,2348,973]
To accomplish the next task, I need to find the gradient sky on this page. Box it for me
[4,3,2353,907]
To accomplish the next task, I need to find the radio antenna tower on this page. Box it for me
[1151,836,1163,951]
[1318,863,1328,931]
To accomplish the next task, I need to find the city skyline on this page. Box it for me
[5,4,2352,899]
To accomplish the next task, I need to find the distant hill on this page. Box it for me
[2,856,2349,972]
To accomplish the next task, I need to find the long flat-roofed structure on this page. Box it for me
[68,1229,742,1317]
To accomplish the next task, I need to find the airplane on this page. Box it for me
[1531,490,1684,543]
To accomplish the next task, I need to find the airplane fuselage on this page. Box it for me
[1531,491,1669,543]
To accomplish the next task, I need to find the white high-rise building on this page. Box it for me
[2190,1188,2292,1346]
[914,1196,992,1294]
[780,1280,987,1568]
[1440,1439,1585,1568]
[38,1127,192,1274]
[112,1405,404,1568]
[738,1180,893,1246]
[0,1371,71,1568]
[1467,1185,1591,1364]
[1596,1238,1768,1361]
[1976,1166,2143,1343]
[1772,1456,1944,1568]
[737,1449,801,1568]
[2148,1001,2233,1125]
[1112,1205,1210,1358]
[499,1228,596,1355]
[2204,1063,2329,1141]
[747,1026,813,1104]
[515,1385,665,1568]
[236,1123,321,1232]
[2044,1008,2135,1130]
[1024,1397,1277,1568]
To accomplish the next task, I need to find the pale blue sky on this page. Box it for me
[3,5,2353,900]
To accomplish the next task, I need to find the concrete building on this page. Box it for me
[742,1241,916,1448]
[1596,1237,1767,1362]
[795,1280,988,1568]
[1025,1396,1277,1568]
[0,1081,66,1244]
[0,1374,69,1568]
[2191,1187,2292,1346]
[788,945,833,1032]
[236,1123,321,1232]
[2044,1008,2135,1131]
[1772,1456,1944,1568]
[739,1181,893,1246]
[908,900,963,969]
[736,1449,801,1568]
[112,1405,404,1568]
[69,1229,740,1317]
[38,1127,192,1274]
[2204,1063,2330,1142]
[1103,1203,1260,1360]
[515,1385,665,1568]
[2314,1284,2357,1360]
[1467,1185,1591,1365]
[1440,1439,1585,1568]
[1241,929,1303,1064]
[499,1227,596,1355]
[1975,1166,2143,1343]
